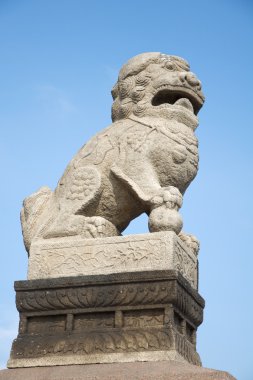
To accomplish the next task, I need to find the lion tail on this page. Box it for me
[21,186,52,254]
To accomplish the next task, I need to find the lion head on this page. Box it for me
[111,52,204,130]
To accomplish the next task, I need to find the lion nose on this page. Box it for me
[179,72,202,90]
[186,73,202,91]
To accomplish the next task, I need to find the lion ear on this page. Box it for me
[111,83,118,100]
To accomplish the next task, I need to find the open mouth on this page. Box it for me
[151,87,203,115]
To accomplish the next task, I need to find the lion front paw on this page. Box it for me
[150,186,183,211]
[148,187,183,234]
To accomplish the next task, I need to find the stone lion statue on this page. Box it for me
[21,52,204,255]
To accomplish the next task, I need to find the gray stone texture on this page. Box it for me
[28,231,198,289]
[0,361,236,379]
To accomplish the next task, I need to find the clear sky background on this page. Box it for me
[1,0,252,378]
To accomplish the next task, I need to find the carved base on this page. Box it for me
[28,232,198,289]
[8,270,204,368]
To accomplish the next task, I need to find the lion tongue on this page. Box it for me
[174,98,194,113]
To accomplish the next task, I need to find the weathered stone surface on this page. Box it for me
[28,231,198,289]
[4,53,234,377]
[8,270,204,368]
[20,52,204,261]
[0,361,236,379]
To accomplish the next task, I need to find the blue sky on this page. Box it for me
[1,0,253,378]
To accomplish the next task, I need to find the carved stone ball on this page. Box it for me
[149,206,183,234]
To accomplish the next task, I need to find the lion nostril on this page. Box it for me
[179,73,187,82]
[197,83,202,91]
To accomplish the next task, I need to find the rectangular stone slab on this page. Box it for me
[8,270,204,369]
[28,231,198,289]
[1,361,237,380]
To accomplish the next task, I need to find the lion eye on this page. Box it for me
[165,61,175,71]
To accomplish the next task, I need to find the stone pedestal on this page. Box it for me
[8,270,204,368]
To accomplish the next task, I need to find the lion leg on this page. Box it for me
[44,213,120,239]
[43,164,122,239]
[148,186,183,234]
[111,164,184,235]
[79,216,120,238]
